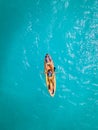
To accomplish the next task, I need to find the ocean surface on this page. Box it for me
[0,0,98,130]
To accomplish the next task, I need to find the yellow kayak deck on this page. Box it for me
[44,55,56,97]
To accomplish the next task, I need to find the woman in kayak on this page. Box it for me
[45,54,56,72]
[45,54,52,63]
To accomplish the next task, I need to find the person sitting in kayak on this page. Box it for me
[45,63,56,73]
[47,69,55,86]
[45,54,56,73]
[47,69,54,95]
[45,54,52,63]
[47,69,52,77]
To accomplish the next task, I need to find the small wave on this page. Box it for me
[92,83,98,87]
[94,92,98,96]
[52,0,57,5]
[52,5,58,14]
[57,65,66,74]
[84,11,90,15]
[34,35,40,49]
[66,31,76,39]
[59,105,65,109]
[64,1,69,9]
[95,100,98,105]
[68,99,77,106]
[81,64,97,74]
[39,73,45,84]
[22,48,31,69]
[88,97,94,101]
[27,21,32,32]
[58,94,66,99]
[79,102,86,106]
[68,74,77,80]
[66,42,75,58]
[83,80,90,85]
[22,59,30,70]
[68,60,74,65]
[62,87,71,92]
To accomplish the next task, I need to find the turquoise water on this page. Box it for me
[0,0,98,130]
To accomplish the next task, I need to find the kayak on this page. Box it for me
[44,54,56,97]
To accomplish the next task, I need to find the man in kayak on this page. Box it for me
[47,69,52,77]
[45,54,56,72]
[47,69,54,94]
